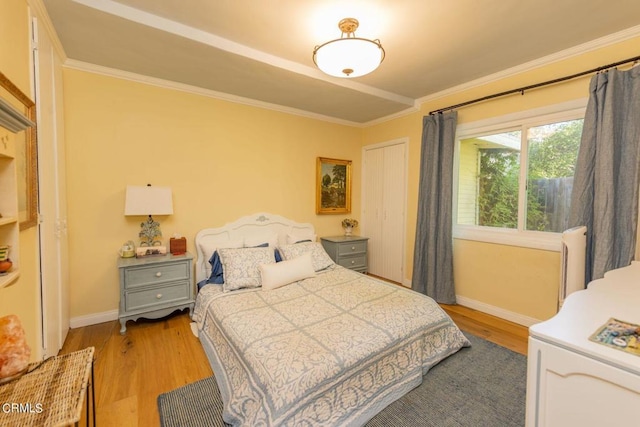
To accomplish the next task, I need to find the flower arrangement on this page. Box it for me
[341,218,359,229]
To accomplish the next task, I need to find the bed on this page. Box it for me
[192,213,470,426]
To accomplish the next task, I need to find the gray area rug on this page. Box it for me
[157,333,526,426]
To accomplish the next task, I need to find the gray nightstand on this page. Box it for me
[320,236,368,273]
[117,252,194,334]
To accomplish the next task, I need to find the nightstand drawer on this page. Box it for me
[124,262,189,289]
[337,254,367,270]
[337,241,367,256]
[125,282,190,312]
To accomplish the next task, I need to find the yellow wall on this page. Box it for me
[0,0,42,358]
[63,69,363,318]
[364,36,640,322]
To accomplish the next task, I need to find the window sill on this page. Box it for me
[453,226,562,252]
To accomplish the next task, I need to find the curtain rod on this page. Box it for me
[429,54,640,115]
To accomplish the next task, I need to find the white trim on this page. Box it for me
[364,105,420,127]
[455,295,542,327]
[454,228,562,252]
[28,0,67,61]
[64,59,364,128]
[70,309,118,329]
[362,136,408,151]
[455,98,588,136]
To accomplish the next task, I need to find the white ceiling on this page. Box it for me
[42,0,640,124]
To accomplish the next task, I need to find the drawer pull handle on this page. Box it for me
[156,293,163,299]
[351,260,355,264]
[351,246,356,250]
[155,272,162,277]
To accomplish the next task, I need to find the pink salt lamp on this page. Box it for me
[0,314,31,382]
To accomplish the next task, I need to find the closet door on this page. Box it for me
[363,141,407,283]
[380,143,405,283]
[363,147,384,277]
[33,16,69,357]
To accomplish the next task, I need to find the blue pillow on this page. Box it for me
[197,279,209,292]
[207,251,224,284]
[274,248,282,262]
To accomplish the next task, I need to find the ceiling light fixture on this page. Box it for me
[313,18,385,78]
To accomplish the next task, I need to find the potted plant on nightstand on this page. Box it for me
[341,218,359,236]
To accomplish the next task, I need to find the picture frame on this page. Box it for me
[316,157,352,214]
[0,72,38,230]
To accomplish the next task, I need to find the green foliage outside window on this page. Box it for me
[476,120,583,232]
[478,149,519,228]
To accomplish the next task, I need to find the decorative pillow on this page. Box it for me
[207,251,225,284]
[208,244,269,284]
[260,253,316,291]
[199,238,243,278]
[286,232,317,244]
[278,241,334,272]
[218,247,275,292]
[244,231,279,248]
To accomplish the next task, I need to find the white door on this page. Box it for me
[32,16,69,357]
[363,147,384,276]
[363,140,407,283]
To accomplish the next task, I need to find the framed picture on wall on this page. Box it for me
[316,157,352,214]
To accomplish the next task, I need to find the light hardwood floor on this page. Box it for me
[60,305,528,426]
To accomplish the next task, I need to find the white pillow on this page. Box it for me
[218,246,275,292]
[278,241,335,272]
[286,232,317,244]
[198,238,244,278]
[260,253,316,291]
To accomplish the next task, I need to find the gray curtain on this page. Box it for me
[569,66,640,284]
[412,111,458,303]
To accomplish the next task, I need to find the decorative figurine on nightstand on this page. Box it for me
[341,218,359,236]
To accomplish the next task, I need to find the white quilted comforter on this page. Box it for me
[193,265,469,426]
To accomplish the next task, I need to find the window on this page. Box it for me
[454,101,585,250]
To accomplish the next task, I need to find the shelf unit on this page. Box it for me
[0,71,35,290]
[0,134,20,288]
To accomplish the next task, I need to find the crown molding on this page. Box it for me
[363,105,419,127]
[415,24,640,109]
[28,0,68,61]
[63,59,365,128]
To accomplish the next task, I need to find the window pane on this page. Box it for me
[458,131,521,228]
[526,119,583,232]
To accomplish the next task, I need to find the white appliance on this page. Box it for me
[526,261,640,426]
[558,225,587,309]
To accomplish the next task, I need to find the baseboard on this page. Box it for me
[455,295,542,327]
[69,297,539,329]
[69,309,118,329]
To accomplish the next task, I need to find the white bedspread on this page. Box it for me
[193,265,469,426]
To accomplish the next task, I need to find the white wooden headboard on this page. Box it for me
[194,212,315,283]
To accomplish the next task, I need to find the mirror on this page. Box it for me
[0,72,37,230]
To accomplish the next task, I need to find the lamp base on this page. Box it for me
[139,215,164,247]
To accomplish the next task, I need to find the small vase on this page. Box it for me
[344,226,353,236]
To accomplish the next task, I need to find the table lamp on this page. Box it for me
[124,184,173,247]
